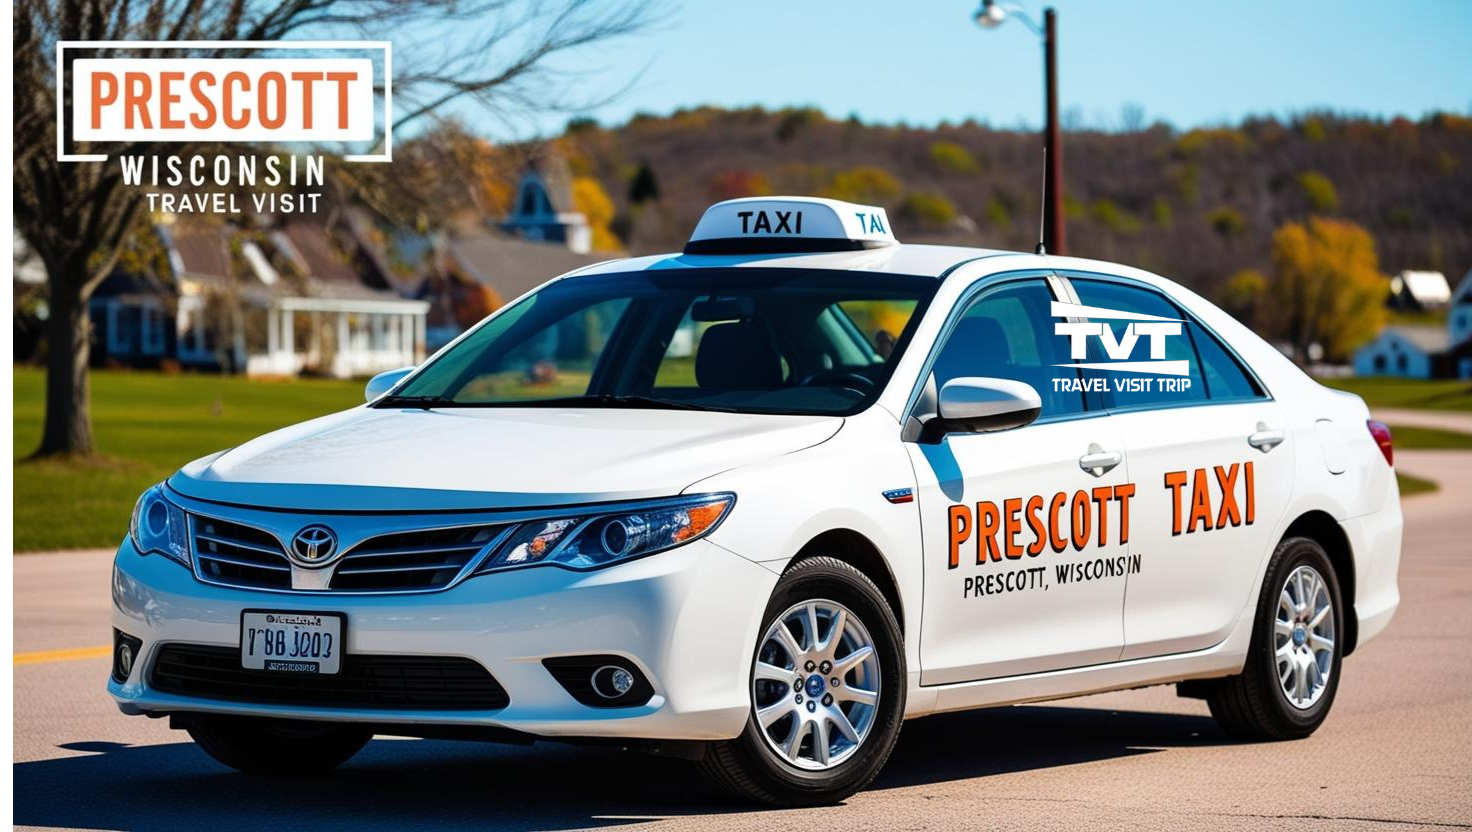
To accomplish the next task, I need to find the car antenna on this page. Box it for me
[1035,147,1048,255]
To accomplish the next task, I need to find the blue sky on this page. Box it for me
[457,0,1472,139]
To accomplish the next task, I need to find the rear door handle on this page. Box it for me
[1079,448,1123,477]
[1248,423,1286,453]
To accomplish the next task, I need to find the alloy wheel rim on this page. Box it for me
[1275,564,1336,709]
[751,599,882,771]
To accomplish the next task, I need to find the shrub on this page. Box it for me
[898,192,958,228]
[1090,199,1141,234]
[1208,206,1247,239]
[708,170,772,201]
[984,194,1013,229]
[1221,268,1267,327]
[1296,171,1339,213]
[628,163,660,204]
[1175,127,1251,156]
[1151,196,1174,227]
[825,166,902,204]
[928,141,981,174]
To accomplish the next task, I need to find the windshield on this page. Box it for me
[383,269,937,416]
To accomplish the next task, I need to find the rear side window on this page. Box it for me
[1068,278,1262,409]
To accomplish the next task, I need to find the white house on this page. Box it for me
[246,222,428,378]
[1388,270,1452,310]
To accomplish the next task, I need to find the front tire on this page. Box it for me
[187,715,372,774]
[699,556,905,806]
[1206,536,1344,740]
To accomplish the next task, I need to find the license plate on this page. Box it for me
[240,610,344,675]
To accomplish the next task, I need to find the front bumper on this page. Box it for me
[109,536,777,741]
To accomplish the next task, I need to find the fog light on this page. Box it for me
[112,629,143,684]
[543,654,654,708]
[592,665,635,699]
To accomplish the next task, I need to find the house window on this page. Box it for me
[1373,354,1386,372]
[140,302,166,356]
[1396,354,1408,372]
[107,301,137,354]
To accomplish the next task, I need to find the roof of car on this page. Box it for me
[569,243,1023,280]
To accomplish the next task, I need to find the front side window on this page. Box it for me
[385,269,936,416]
[930,279,1087,419]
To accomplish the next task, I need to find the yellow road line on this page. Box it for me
[13,645,112,665]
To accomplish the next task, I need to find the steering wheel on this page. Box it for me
[796,370,877,397]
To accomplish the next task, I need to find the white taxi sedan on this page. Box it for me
[110,196,1401,806]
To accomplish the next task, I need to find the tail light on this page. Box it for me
[1367,420,1393,467]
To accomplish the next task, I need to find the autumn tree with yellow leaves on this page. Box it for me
[1248,218,1387,364]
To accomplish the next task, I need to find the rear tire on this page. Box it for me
[699,556,905,806]
[1206,536,1344,740]
[187,715,372,774]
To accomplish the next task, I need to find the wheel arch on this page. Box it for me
[1282,510,1358,655]
[789,529,906,636]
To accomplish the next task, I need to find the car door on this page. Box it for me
[909,276,1133,686]
[1064,275,1294,660]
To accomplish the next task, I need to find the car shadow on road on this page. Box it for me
[14,705,1227,830]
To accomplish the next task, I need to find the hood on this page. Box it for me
[168,406,842,511]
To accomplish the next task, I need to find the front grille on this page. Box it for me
[151,644,509,710]
[192,516,292,589]
[330,524,503,591]
[188,514,505,593]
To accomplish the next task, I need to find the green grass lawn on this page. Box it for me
[1397,472,1439,497]
[1383,424,1472,450]
[13,367,363,552]
[1321,377,1472,411]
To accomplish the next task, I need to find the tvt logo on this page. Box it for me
[1052,301,1188,376]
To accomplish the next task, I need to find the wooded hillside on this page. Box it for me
[553,107,1472,294]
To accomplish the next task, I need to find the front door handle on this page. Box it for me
[1079,447,1123,477]
[1248,422,1286,453]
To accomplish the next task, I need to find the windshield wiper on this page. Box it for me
[374,394,460,409]
[524,394,734,412]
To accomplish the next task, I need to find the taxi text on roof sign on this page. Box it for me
[684,197,897,255]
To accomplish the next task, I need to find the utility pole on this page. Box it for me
[976,2,1066,254]
[1042,8,1065,254]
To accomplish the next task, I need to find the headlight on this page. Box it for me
[476,494,735,573]
[129,485,190,566]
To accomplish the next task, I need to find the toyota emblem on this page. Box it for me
[289,525,339,567]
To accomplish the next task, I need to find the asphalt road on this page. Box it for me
[13,450,1472,831]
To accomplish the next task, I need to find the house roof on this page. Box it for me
[447,230,610,301]
[524,155,576,215]
[1390,270,1452,305]
[274,222,398,302]
[1381,324,1452,354]
[170,226,232,283]
[1453,268,1472,306]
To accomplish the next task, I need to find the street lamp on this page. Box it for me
[974,1,1065,255]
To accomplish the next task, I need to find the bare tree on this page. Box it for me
[13,0,651,457]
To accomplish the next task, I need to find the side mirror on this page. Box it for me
[922,377,1042,442]
[364,366,414,402]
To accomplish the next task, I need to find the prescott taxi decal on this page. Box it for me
[947,460,1256,598]
[1164,461,1255,535]
[947,484,1136,569]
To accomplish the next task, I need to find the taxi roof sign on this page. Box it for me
[684,196,897,255]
